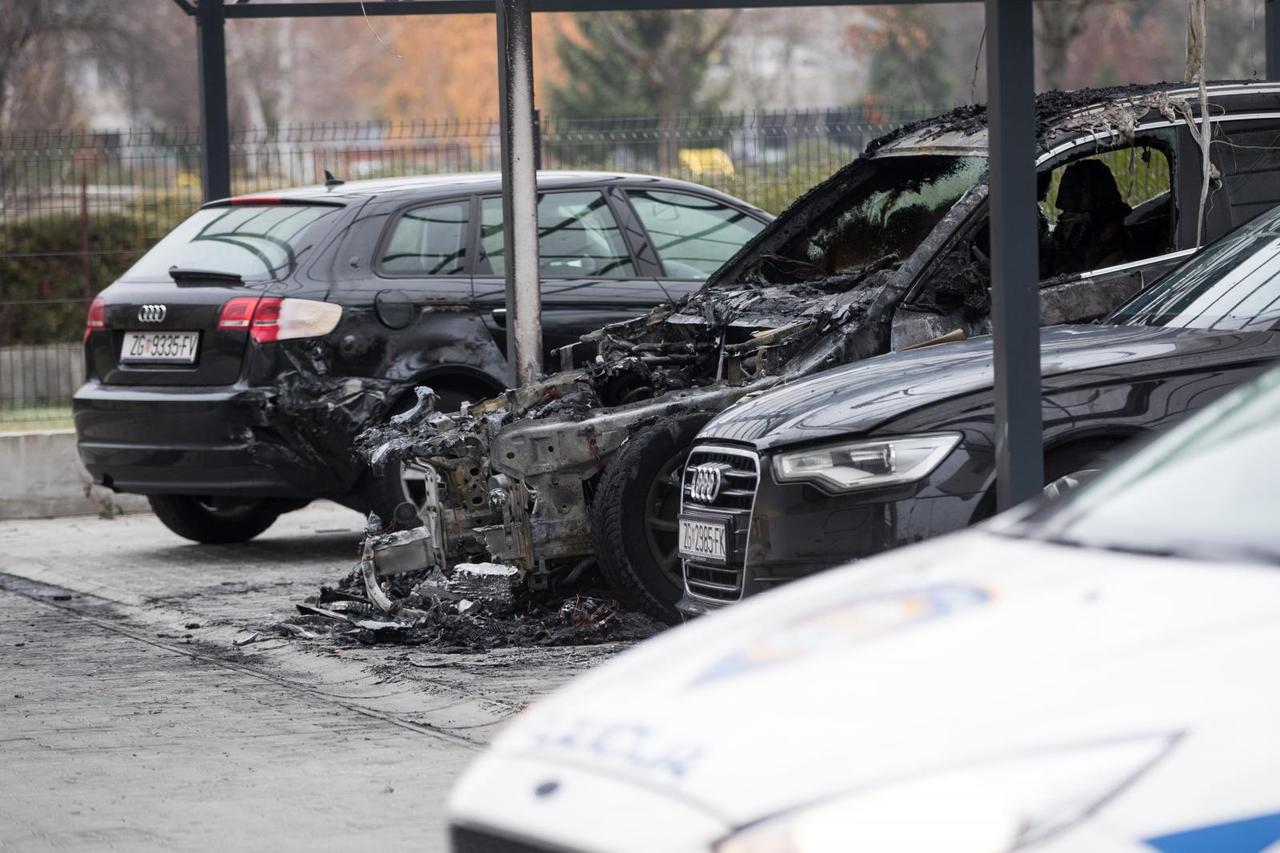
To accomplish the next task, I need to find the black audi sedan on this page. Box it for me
[75,172,769,543]
[677,199,1280,614]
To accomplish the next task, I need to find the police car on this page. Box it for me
[448,363,1280,853]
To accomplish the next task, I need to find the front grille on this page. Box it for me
[681,444,760,602]
[450,826,567,853]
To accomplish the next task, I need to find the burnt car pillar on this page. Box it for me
[495,0,543,386]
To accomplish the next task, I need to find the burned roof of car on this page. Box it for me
[870,80,1280,156]
[216,170,758,206]
[705,80,1280,289]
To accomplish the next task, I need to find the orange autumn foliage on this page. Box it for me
[354,14,572,121]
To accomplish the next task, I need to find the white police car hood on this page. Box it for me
[451,529,1280,850]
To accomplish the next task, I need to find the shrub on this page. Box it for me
[0,214,144,346]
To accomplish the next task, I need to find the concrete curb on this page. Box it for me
[0,429,150,520]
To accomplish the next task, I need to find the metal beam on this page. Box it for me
[196,0,232,202]
[985,0,1043,509]
[496,0,543,385]
[1268,0,1280,79]
[210,0,977,16]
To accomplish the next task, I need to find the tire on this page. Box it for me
[1042,438,1123,498]
[970,437,1127,521]
[361,383,482,526]
[148,494,282,544]
[590,414,711,624]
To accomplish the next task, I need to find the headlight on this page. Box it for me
[772,434,962,493]
[716,734,1177,853]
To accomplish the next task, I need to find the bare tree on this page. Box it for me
[1035,1,1094,90]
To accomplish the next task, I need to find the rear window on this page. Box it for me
[121,203,345,282]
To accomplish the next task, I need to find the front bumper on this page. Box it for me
[678,442,988,616]
[73,381,311,498]
[449,752,728,853]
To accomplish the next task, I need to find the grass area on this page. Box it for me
[0,406,74,432]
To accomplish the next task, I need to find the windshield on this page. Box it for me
[122,203,345,282]
[1109,204,1280,331]
[1011,365,1280,565]
[743,154,986,285]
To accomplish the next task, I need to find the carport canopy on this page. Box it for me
[170,0,1280,509]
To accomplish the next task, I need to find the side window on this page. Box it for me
[1214,124,1280,227]
[380,200,468,275]
[626,189,765,279]
[480,191,637,278]
[913,133,1177,318]
[1038,135,1176,277]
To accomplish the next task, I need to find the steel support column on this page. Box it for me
[196,0,232,202]
[495,0,543,385]
[985,0,1043,508]
[1268,0,1280,79]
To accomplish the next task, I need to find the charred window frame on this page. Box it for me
[373,195,476,279]
[902,127,1181,315]
[1034,128,1179,277]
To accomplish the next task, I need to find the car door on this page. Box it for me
[892,125,1201,348]
[1207,118,1280,231]
[325,195,484,381]
[472,188,664,361]
[1034,124,1200,325]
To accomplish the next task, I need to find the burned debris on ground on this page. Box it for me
[277,522,664,652]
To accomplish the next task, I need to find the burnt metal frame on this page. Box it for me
[172,0,1280,507]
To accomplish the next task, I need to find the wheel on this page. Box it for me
[361,383,482,525]
[1042,438,1124,499]
[590,414,711,624]
[148,494,283,544]
[970,437,1127,522]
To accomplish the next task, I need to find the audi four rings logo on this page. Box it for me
[688,462,731,503]
[138,304,167,323]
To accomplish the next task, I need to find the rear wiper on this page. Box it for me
[168,267,244,285]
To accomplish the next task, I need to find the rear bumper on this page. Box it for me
[73,381,311,498]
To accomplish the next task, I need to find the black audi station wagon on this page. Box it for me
[75,172,769,543]
[678,200,1280,614]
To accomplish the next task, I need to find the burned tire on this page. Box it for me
[591,415,710,624]
[147,495,282,544]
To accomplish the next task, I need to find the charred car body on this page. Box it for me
[364,82,1280,621]
[679,192,1280,611]
[74,172,768,543]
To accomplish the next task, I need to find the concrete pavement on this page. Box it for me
[0,503,622,851]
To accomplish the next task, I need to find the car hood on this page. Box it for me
[463,530,1280,829]
[698,324,1270,449]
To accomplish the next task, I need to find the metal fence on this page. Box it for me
[0,105,942,427]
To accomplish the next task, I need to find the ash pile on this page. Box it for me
[280,521,664,651]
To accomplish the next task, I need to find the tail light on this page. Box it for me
[218,296,341,344]
[83,297,106,342]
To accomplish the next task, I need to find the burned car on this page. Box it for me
[365,82,1280,622]
[74,172,768,543]
[678,197,1280,613]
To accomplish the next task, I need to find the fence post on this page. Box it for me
[80,170,92,298]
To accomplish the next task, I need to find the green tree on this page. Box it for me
[547,11,737,168]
